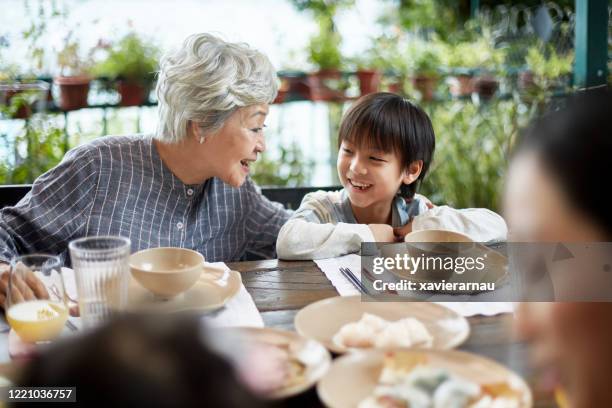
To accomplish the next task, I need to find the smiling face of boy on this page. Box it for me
[337,140,421,221]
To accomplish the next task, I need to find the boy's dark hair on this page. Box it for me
[338,92,435,200]
[514,86,612,237]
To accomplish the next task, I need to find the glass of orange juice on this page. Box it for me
[6,254,68,343]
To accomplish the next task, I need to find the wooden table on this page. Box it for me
[227,259,557,408]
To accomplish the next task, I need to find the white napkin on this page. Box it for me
[200,262,263,328]
[314,254,514,317]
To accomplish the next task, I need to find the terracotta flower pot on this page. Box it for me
[118,81,148,106]
[356,69,381,96]
[306,69,345,101]
[412,75,438,101]
[273,89,287,104]
[474,76,499,100]
[388,81,403,95]
[0,81,50,119]
[54,75,91,111]
[4,90,32,119]
[518,70,536,91]
[449,74,474,97]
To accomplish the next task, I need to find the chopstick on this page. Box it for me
[339,267,370,295]
[65,320,78,332]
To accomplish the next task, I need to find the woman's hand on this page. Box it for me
[368,224,396,243]
[0,262,50,310]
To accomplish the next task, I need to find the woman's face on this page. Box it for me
[204,104,268,187]
[505,152,612,407]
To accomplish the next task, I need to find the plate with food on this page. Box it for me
[294,296,469,354]
[222,327,331,399]
[317,349,532,408]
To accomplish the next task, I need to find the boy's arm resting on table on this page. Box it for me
[243,179,292,260]
[276,192,375,260]
[411,205,508,242]
[276,219,374,260]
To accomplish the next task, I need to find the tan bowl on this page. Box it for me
[404,229,473,243]
[129,247,204,298]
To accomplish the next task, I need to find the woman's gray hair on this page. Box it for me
[154,33,278,143]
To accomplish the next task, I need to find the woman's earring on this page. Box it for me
[199,136,205,144]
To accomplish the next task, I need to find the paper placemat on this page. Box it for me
[314,254,514,317]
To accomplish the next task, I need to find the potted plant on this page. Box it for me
[54,32,92,111]
[0,37,48,119]
[365,33,410,95]
[351,55,381,96]
[406,40,442,102]
[92,32,160,106]
[274,70,310,103]
[306,15,346,101]
[355,68,381,97]
[443,39,505,99]
[2,117,65,184]
[522,45,573,93]
[0,80,50,120]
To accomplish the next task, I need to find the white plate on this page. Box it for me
[128,267,242,313]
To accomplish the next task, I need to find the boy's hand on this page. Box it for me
[415,193,435,209]
[368,224,396,243]
[393,221,413,241]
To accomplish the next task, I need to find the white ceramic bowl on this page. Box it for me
[129,247,203,298]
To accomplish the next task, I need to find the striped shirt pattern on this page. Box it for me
[0,135,291,264]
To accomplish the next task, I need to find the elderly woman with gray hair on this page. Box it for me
[0,33,290,305]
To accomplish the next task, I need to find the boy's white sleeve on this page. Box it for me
[276,220,374,260]
[411,205,507,242]
[275,191,375,260]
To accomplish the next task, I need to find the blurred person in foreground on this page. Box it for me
[504,87,612,408]
[15,314,265,407]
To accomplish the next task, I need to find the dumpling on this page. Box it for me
[433,378,481,408]
[374,318,434,348]
[406,366,451,394]
[333,313,389,348]
[333,320,377,348]
[360,313,389,332]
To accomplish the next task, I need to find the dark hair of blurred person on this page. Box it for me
[505,87,612,408]
[15,314,264,408]
[506,86,612,242]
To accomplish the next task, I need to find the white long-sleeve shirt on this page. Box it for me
[276,190,507,260]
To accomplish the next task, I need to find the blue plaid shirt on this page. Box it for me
[0,135,290,264]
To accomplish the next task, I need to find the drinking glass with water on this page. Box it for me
[68,236,131,329]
